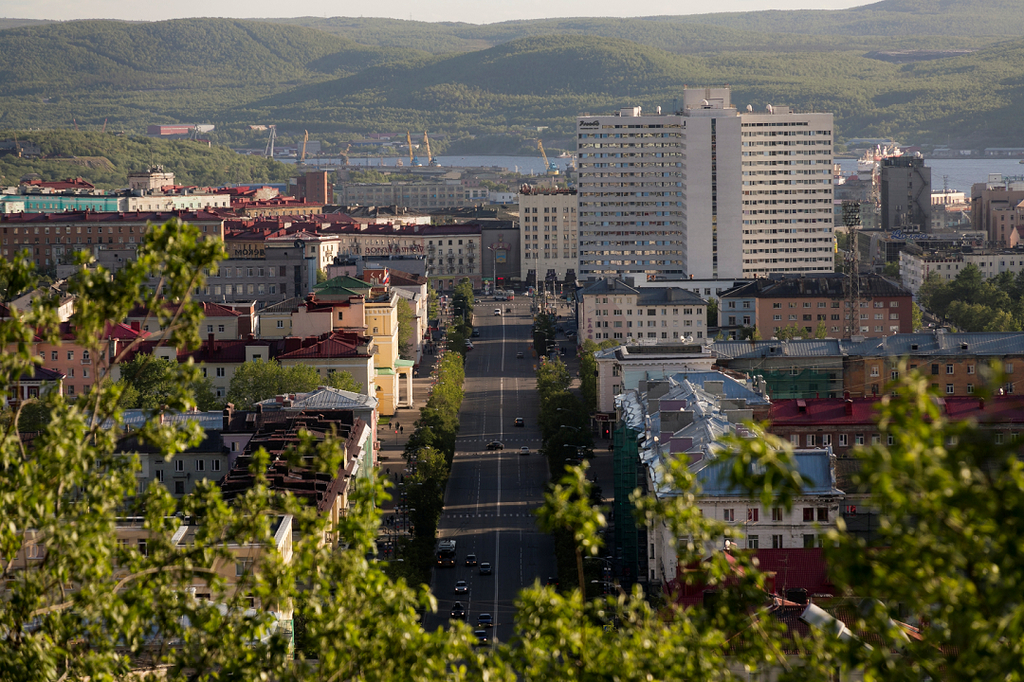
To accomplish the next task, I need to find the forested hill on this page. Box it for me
[265,0,1024,55]
[0,15,1022,148]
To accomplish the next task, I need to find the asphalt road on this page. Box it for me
[424,299,555,645]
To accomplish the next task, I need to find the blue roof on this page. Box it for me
[665,371,771,405]
[692,449,840,496]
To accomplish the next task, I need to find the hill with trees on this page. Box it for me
[0,7,1022,152]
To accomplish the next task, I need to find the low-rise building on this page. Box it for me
[580,278,707,345]
[900,246,1024,293]
[720,273,913,339]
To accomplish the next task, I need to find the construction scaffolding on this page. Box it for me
[613,423,641,588]
[753,369,839,400]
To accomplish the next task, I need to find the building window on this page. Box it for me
[946,384,955,394]
[817,508,829,522]
[235,559,252,577]
[67,350,74,361]
[967,364,975,375]
[195,460,205,472]
[155,469,164,482]
[822,434,832,446]
[175,481,185,494]
[212,460,221,472]
[175,459,184,472]
[772,535,784,549]
[946,364,954,374]
[723,509,735,522]
[277,320,284,328]
[996,432,1004,444]
[747,508,759,522]
[807,434,816,446]
[803,534,816,548]
[216,367,225,377]
[839,433,848,446]
[855,434,864,445]
[747,536,759,549]
[790,434,800,446]
[967,383,974,394]
[802,508,814,522]
[137,540,148,556]
[772,507,782,521]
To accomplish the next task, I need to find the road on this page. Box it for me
[424,298,555,645]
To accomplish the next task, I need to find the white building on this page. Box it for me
[900,247,1024,293]
[576,87,834,283]
[739,105,835,276]
[518,185,578,283]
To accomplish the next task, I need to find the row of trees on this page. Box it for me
[397,344,467,585]
[3,220,1024,679]
[918,263,1024,332]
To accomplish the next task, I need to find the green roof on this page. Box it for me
[375,367,396,376]
[395,359,415,367]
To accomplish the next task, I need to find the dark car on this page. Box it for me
[479,562,492,575]
[465,554,478,567]
[450,601,467,620]
[486,441,504,450]
[516,351,524,359]
[471,329,480,337]
[514,417,524,428]
[474,629,490,646]
[454,580,468,594]
[477,613,493,628]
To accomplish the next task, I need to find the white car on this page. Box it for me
[519,446,530,456]
[494,308,501,316]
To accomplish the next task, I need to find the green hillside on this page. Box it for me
[266,1,1023,55]
[0,12,1022,150]
[0,130,292,189]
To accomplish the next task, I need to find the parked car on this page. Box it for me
[479,562,492,575]
[486,441,504,450]
[454,580,468,594]
[519,446,530,456]
[465,554,478,567]
[514,417,524,427]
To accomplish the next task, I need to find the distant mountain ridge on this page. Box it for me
[0,9,1021,148]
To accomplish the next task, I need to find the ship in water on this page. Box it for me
[857,141,902,182]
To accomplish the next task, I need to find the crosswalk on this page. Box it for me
[443,512,538,519]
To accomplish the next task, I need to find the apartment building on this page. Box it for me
[518,185,578,283]
[880,155,931,232]
[720,273,912,339]
[1,209,226,269]
[971,173,1024,247]
[739,105,835,276]
[900,246,1024,293]
[579,278,708,345]
[338,179,487,210]
[576,87,833,282]
[576,90,741,281]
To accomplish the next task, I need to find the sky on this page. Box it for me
[0,0,870,25]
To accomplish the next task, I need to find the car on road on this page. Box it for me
[450,601,466,620]
[464,341,473,351]
[477,613,493,628]
[514,417,524,427]
[516,351,524,359]
[519,446,530,456]
[493,308,501,316]
[486,441,504,450]
[474,629,490,646]
[454,580,468,594]
[566,330,577,339]
[479,562,492,575]
[471,329,480,337]
[465,554,477,567]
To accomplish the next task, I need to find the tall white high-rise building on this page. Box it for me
[740,105,835,276]
[576,87,834,281]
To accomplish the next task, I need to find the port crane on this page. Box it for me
[424,132,440,167]
[536,139,559,175]
[407,131,421,166]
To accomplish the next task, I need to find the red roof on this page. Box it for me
[771,396,1024,426]
[277,331,371,360]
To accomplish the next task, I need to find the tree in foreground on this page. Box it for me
[3,221,1024,680]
